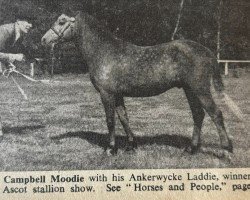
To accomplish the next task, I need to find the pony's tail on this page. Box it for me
[221,92,244,121]
[212,61,244,121]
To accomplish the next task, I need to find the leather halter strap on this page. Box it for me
[50,22,72,40]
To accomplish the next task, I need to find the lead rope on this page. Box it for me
[2,62,55,100]
[50,43,55,78]
[3,63,29,100]
[10,75,28,100]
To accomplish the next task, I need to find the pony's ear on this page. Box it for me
[75,11,81,15]
[74,11,82,19]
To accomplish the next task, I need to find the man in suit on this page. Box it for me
[0,16,33,140]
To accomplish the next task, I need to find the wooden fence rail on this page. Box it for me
[218,60,250,76]
[29,59,250,77]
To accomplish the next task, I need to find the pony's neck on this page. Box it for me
[74,12,123,62]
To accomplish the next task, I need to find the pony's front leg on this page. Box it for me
[115,96,136,151]
[184,88,205,153]
[100,91,117,154]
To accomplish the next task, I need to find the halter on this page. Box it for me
[50,21,74,42]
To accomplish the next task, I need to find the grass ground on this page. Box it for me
[0,72,249,171]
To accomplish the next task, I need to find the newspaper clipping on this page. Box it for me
[0,0,249,199]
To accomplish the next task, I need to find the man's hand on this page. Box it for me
[8,53,25,62]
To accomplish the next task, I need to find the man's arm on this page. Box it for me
[0,52,12,62]
[0,52,24,63]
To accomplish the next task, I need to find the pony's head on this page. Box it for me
[41,14,76,47]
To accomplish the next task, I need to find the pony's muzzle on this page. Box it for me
[41,30,55,46]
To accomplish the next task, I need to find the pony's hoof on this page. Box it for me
[185,144,200,154]
[125,141,137,152]
[105,146,118,156]
[222,150,232,161]
[133,141,138,149]
[191,146,199,154]
[223,140,233,153]
[125,145,135,152]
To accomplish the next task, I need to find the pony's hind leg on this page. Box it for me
[100,91,117,154]
[115,96,136,151]
[184,87,205,153]
[197,93,233,153]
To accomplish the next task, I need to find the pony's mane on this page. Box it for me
[76,11,122,44]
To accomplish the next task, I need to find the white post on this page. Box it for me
[225,62,229,76]
[217,0,223,60]
[30,62,34,77]
[171,0,185,41]
[0,117,3,140]
[0,62,3,74]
